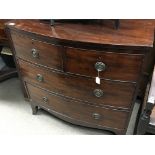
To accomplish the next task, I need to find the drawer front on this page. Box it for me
[19,60,136,109]
[11,32,63,70]
[65,47,144,82]
[26,83,129,130]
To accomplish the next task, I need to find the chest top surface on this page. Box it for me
[6,19,155,50]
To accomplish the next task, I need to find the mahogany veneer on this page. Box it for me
[6,20,155,134]
[18,59,136,109]
[27,83,128,132]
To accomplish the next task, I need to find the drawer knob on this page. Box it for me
[95,62,106,72]
[42,97,48,103]
[31,48,39,58]
[36,74,44,82]
[93,89,103,98]
[92,113,101,120]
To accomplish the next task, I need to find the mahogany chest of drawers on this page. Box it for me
[6,20,155,134]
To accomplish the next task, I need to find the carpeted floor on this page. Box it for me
[0,77,140,135]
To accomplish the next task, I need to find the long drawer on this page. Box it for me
[65,47,144,82]
[18,60,136,109]
[26,83,129,130]
[11,31,63,70]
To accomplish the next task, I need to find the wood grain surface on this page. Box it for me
[18,59,136,110]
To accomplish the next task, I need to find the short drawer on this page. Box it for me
[19,60,136,109]
[65,47,144,82]
[26,83,129,130]
[11,31,63,70]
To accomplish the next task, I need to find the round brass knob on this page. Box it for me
[36,74,44,82]
[42,97,48,103]
[93,89,103,98]
[31,48,39,58]
[95,62,106,72]
[92,113,101,120]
